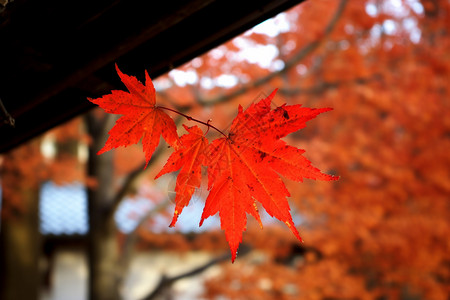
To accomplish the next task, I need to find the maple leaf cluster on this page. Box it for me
[88,64,337,261]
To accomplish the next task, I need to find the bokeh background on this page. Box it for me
[1,0,449,299]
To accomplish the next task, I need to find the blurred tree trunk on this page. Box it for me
[0,142,42,300]
[86,112,121,300]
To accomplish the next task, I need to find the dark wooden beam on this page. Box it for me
[0,0,305,153]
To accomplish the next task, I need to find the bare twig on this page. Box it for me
[106,146,165,219]
[140,244,252,300]
[0,98,15,127]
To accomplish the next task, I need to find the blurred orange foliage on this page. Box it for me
[2,0,449,299]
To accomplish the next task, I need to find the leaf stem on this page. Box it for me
[157,106,228,138]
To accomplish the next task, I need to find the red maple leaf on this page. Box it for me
[200,89,338,261]
[89,66,337,262]
[88,64,179,166]
[155,124,208,227]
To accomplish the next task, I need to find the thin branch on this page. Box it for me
[106,146,165,219]
[140,244,252,300]
[0,97,15,127]
[196,0,348,107]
